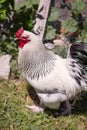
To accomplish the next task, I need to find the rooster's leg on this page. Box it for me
[25,102,46,113]
[61,100,72,115]
[25,105,45,113]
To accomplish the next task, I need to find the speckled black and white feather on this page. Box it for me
[69,43,87,89]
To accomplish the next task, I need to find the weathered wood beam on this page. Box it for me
[33,0,51,40]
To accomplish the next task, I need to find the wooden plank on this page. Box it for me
[33,0,51,40]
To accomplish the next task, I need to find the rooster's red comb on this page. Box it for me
[16,27,24,38]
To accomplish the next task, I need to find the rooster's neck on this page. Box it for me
[18,43,57,80]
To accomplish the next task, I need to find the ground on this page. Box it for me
[0,79,87,130]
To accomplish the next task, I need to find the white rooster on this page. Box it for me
[16,27,87,115]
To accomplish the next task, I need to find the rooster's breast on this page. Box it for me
[26,58,80,98]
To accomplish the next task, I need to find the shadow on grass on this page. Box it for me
[26,83,87,117]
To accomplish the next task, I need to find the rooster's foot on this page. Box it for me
[25,105,44,113]
[61,100,72,115]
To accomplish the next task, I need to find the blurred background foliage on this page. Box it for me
[0,0,39,58]
[45,0,87,43]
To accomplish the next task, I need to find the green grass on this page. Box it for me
[0,79,87,130]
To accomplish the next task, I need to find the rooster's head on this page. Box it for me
[16,27,41,49]
[16,27,32,48]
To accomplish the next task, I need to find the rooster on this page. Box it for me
[16,27,87,115]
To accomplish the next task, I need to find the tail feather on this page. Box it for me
[70,43,87,66]
[68,43,87,89]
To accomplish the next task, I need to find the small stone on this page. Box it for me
[45,43,55,49]
[0,55,12,79]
